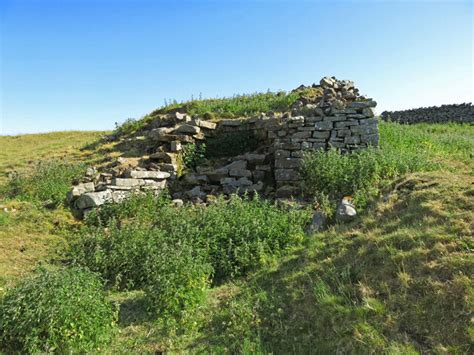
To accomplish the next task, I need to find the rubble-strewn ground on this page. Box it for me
[0,110,472,352]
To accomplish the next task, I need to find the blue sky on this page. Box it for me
[1,0,472,135]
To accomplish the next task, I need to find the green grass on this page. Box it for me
[0,131,107,184]
[113,86,324,137]
[154,91,302,118]
[0,122,473,353]
[301,121,473,214]
[0,131,104,289]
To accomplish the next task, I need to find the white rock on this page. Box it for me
[67,182,95,202]
[125,170,170,180]
[76,191,112,209]
[336,198,357,222]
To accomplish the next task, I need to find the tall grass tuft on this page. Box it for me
[1,160,87,207]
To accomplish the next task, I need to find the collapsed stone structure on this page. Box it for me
[68,77,379,214]
[381,103,473,124]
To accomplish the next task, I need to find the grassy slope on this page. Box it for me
[0,124,472,353]
[0,131,105,288]
[108,123,473,353]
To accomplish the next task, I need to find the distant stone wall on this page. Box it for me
[381,103,473,124]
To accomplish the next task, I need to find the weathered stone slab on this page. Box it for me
[125,170,170,179]
[275,158,302,169]
[312,131,330,139]
[344,136,361,144]
[173,124,200,135]
[275,169,300,181]
[229,168,252,178]
[112,178,143,187]
[315,121,333,130]
[76,191,112,209]
[67,182,95,201]
[193,119,217,130]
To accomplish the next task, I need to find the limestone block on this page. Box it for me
[229,168,252,178]
[274,169,300,181]
[173,124,201,135]
[124,170,170,180]
[193,119,217,130]
[292,131,312,139]
[312,131,330,139]
[67,182,95,201]
[344,136,361,144]
[76,190,112,209]
[275,158,302,169]
[314,121,333,131]
[275,149,291,159]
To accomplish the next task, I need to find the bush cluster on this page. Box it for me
[0,267,117,353]
[181,142,207,169]
[301,121,438,212]
[1,160,86,207]
[69,193,310,322]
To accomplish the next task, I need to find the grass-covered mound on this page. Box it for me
[112,86,323,137]
[0,267,117,353]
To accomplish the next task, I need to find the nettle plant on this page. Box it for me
[0,267,118,353]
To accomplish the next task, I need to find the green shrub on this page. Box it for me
[84,191,170,227]
[301,121,442,212]
[113,118,142,137]
[0,267,117,353]
[190,195,310,280]
[143,239,211,321]
[72,194,310,286]
[69,222,159,290]
[181,143,207,169]
[70,221,211,321]
[2,160,87,207]
[205,131,259,158]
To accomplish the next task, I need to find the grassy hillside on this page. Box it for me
[0,123,472,353]
[0,131,105,288]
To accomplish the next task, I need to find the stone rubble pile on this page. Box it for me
[68,76,379,214]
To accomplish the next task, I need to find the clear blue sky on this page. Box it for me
[1,0,472,135]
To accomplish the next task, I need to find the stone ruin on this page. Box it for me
[68,77,378,215]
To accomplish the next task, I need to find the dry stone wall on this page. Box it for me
[68,77,379,214]
[381,103,473,124]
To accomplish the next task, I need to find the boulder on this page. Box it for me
[67,182,95,202]
[193,119,217,130]
[75,190,112,209]
[172,199,184,207]
[173,124,201,135]
[306,211,327,234]
[224,160,247,170]
[335,198,357,222]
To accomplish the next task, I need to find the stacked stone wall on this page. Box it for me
[381,103,473,124]
[67,77,380,213]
